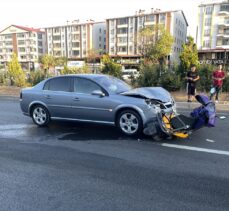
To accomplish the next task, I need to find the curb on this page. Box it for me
[0,96,19,101]
[176,102,229,111]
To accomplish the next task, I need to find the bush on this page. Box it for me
[222,75,229,92]
[158,72,182,91]
[137,63,160,87]
[27,70,46,86]
[60,65,90,75]
[197,64,214,92]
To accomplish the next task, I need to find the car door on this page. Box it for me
[42,76,73,118]
[71,77,116,123]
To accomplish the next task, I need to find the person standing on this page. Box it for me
[210,64,225,103]
[186,64,200,102]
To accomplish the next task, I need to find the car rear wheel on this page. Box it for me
[117,110,142,136]
[32,105,50,126]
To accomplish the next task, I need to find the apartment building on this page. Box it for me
[0,25,46,70]
[45,21,106,60]
[197,0,229,64]
[106,9,188,65]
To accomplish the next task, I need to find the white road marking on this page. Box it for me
[206,139,215,143]
[0,124,35,131]
[162,143,229,156]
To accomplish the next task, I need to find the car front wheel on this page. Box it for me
[31,105,50,126]
[117,110,142,136]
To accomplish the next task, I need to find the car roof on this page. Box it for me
[50,74,107,80]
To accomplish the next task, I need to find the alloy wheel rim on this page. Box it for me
[120,113,139,134]
[33,107,47,125]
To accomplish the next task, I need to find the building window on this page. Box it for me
[5,34,12,39]
[220,4,229,12]
[205,18,212,26]
[159,14,166,22]
[203,40,210,47]
[5,41,12,46]
[139,17,144,25]
[110,47,114,54]
[223,39,229,45]
[38,41,43,47]
[146,15,155,22]
[38,34,43,39]
[117,18,128,25]
[205,6,213,15]
[17,33,25,38]
[204,29,210,36]
[110,29,115,35]
[118,46,127,52]
[118,37,127,43]
[18,48,25,52]
[117,28,128,34]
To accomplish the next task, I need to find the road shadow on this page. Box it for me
[48,121,152,142]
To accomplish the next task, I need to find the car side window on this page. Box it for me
[45,77,71,92]
[74,78,101,94]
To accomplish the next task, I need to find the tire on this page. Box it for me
[31,105,50,126]
[117,109,143,136]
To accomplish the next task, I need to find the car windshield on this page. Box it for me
[95,75,131,94]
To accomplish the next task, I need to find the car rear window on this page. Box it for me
[44,77,71,92]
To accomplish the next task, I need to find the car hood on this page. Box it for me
[121,87,172,103]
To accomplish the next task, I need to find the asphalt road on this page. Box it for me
[0,97,229,211]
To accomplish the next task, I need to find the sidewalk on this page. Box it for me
[171,91,229,111]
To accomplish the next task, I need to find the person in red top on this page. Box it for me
[210,64,225,103]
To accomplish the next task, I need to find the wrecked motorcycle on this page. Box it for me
[144,94,216,139]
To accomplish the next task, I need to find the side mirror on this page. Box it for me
[91,90,105,97]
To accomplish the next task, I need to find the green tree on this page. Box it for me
[55,57,67,67]
[180,36,199,75]
[7,53,26,87]
[138,25,174,64]
[101,55,122,78]
[40,54,56,71]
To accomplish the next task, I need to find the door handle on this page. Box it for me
[45,95,52,99]
[73,97,80,101]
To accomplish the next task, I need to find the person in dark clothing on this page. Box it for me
[210,64,225,103]
[186,64,200,102]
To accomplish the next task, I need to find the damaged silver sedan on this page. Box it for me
[20,74,176,137]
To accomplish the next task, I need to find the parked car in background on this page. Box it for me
[122,69,139,81]
[20,74,176,136]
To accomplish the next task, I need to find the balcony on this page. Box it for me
[218,10,229,16]
[117,24,128,28]
[218,21,229,27]
[71,30,80,34]
[144,21,154,26]
[117,42,127,46]
[117,33,128,38]
[117,51,128,55]
[216,34,229,38]
[53,40,61,44]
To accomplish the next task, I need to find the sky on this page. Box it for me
[0,0,215,39]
